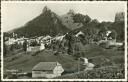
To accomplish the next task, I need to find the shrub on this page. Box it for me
[55,66,124,79]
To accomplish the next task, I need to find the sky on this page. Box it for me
[1,1,126,32]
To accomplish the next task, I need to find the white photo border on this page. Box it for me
[1,1,127,81]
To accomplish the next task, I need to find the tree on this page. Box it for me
[108,30,117,40]
[73,14,91,25]
[74,39,85,59]
[3,43,7,56]
[10,44,14,51]
[65,34,76,55]
[23,40,27,51]
[109,21,124,41]
[91,19,99,24]
[83,15,91,24]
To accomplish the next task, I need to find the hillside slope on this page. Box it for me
[4,44,124,73]
[4,50,78,73]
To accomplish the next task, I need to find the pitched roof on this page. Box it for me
[75,31,84,37]
[32,62,60,71]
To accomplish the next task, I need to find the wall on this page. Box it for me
[32,70,58,78]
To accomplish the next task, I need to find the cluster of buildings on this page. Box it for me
[97,30,123,48]
[4,30,123,53]
[5,36,26,46]
[75,30,123,48]
[4,33,67,52]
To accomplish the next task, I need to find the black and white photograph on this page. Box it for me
[1,1,127,81]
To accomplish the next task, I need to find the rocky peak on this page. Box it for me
[67,9,75,15]
[42,6,51,13]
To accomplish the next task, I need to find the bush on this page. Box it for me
[55,66,124,79]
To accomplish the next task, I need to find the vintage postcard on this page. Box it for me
[1,1,127,81]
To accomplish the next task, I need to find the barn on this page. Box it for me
[32,62,64,78]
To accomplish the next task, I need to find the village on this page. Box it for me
[3,29,124,79]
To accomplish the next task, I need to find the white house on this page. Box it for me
[54,35,66,42]
[27,46,41,52]
[80,57,88,65]
[84,63,95,71]
[32,62,64,78]
[17,38,25,45]
[27,41,45,52]
[107,39,123,47]
[40,43,45,50]
[106,31,112,37]
[41,35,52,45]
[27,43,45,52]
[75,31,84,37]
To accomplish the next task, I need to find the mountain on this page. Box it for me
[61,9,83,30]
[13,6,70,37]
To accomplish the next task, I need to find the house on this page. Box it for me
[32,62,64,78]
[75,31,84,37]
[41,35,52,45]
[27,43,45,52]
[84,63,95,71]
[16,38,25,45]
[40,43,45,50]
[27,39,45,52]
[27,46,41,52]
[54,35,65,42]
[107,39,123,47]
[80,57,88,65]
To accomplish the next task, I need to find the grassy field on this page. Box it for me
[4,49,78,73]
[4,44,125,78]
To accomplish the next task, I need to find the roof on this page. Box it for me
[75,31,84,37]
[32,62,60,71]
